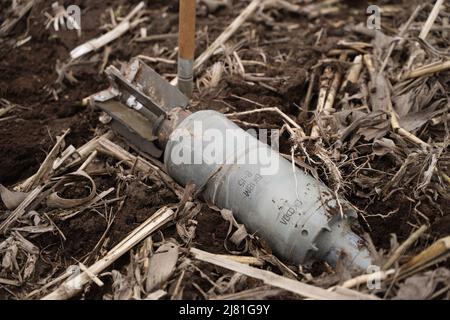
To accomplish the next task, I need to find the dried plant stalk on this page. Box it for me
[190,248,378,300]
[194,0,261,71]
[22,129,70,192]
[0,0,35,37]
[379,5,422,74]
[398,236,450,277]
[96,138,184,198]
[226,107,306,137]
[419,0,445,40]
[341,269,395,289]
[42,207,175,300]
[405,60,450,79]
[70,2,146,59]
[0,186,44,233]
[311,65,341,139]
[344,55,363,85]
[390,110,430,148]
[217,254,264,266]
[383,225,428,270]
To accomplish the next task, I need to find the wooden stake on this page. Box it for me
[177,0,197,97]
[171,0,262,85]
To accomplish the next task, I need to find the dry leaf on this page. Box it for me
[220,209,249,254]
[0,184,29,210]
[46,171,96,209]
[145,241,179,292]
[373,138,397,156]
[111,270,134,300]
[23,254,38,280]
[394,268,450,300]
[2,244,18,271]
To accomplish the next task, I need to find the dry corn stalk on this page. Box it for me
[419,0,445,40]
[404,60,450,79]
[42,206,175,300]
[0,0,35,37]
[190,248,379,300]
[70,2,146,59]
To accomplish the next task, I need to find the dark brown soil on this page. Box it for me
[108,180,178,246]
